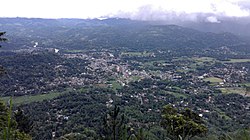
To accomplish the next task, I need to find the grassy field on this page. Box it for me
[192,57,250,63]
[241,83,250,87]
[193,57,216,62]
[219,87,247,96]
[204,77,223,83]
[174,57,250,64]
[169,92,187,98]
[107,80,122,91]
[223,59,250,63]
[164,91,187,98]
[159,89,187,98]
[64,50,86,53]
[0,88,86,105]
[110,81,122,90]
[131,76,141,82]
[1,92,62,105]
[215,108,232,120]
[121,51,152,57]
[180,57,216,71]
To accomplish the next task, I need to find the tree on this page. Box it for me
[101,105,127,140]
[0,32,7,75]
[0,101,8,131]
[14,107,33,134]
[161,105,207,140]
[101,105,147,140]
[0,98,31,140]
[0,32,31,139]
[245,86,250,96]
[0,32,7,47]
[57,128,98,140]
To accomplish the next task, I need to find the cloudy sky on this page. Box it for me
[1,0,250,22]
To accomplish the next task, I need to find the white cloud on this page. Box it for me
[206,16,220,23]
[0,0,249,20]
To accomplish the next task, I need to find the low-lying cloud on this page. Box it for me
[206,16,221,23]
[109,0,250,22]
[1,0,250,22]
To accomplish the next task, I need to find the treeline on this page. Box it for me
[16,86,250,140]
[0,98,32,139]
[0,52,90,96]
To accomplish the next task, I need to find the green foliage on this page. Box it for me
[0,32,7,46]
[101,105,149,140]
[0,98,31,140]
[0,52,90,96]
[57,128,98,140]
[0,31,7,75]
[161,105,207,140]
[14,107,32,134]
[219,129,250,140]
[245,86,250,96]
[3,98,13,140]
[193,129,250,140]
[204,77,223,83]
[2,92,62,105]
[0,101,8,129]
[101,105,126,140]
[0,66,5,76]
[1,18,250,139]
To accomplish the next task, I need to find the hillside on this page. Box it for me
[0,18,250,139]
[0,18,246,51]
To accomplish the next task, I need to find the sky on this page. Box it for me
[1,0,250,22]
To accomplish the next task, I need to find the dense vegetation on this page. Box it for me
[0,18,250,139]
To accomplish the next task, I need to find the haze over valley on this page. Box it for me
[0,0,250,139]
[0,17,249,139]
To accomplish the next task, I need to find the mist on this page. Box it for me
[1,0,250,22]
[1,0,250,36]
[108,0,250,23]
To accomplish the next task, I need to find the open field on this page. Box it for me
[176,57,216,71]
[159,90,187,98]
[121,51,152,57]
[108,80,122,90]
[223,59,250,63]
[193,57,216,62]
[64,50,86,53]
[204,77,223,83]
[241,83,250,87]
[168,92,187,98]
[1,92,62,105]
[0,88,86,105]
[218,87,248,96]
[142,60,169,70]
[192,57,250,63]
[130,76,141,82]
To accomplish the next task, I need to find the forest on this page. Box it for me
[0,18,249,139]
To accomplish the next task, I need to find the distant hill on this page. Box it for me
[0,17,247,51]
[179,18,250,40]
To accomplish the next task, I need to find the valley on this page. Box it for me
[0,18,249,139]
